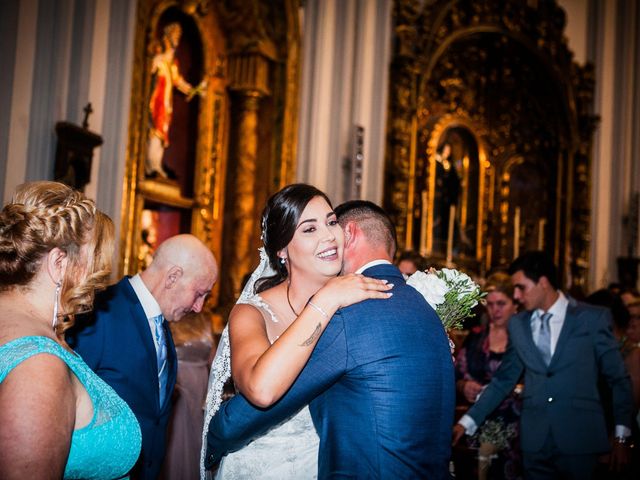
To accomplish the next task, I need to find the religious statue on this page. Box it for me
[147,22,206,179]
[434,143,461,242]
[434,141,474,259]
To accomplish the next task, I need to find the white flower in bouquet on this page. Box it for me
[407,267,484,330]
[405,270,447,309]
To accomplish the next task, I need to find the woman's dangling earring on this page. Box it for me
[52,281,61,329]
[280,257,286,266]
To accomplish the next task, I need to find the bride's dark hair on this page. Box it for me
[255,183,332,293]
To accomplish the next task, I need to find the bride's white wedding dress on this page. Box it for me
[200,249,319,479]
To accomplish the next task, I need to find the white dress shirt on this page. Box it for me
[129,274,164,357]
[355,259,392,274]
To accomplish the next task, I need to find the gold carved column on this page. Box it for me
[383,1,421,252]
[213,0,299,312]
[226,52,271,302]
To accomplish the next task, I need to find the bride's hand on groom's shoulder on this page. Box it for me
[314,274,393,312]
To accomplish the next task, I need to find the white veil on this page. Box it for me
[200,247,276,479]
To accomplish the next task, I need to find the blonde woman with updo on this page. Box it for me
[0,181,141,479]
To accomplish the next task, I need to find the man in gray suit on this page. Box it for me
[453,251,634,479]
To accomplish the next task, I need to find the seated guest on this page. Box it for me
[587,289,631,342]
[0,181,141,479]
[455,272,522,480]
[621,289,640,310]
[395,250,428,279]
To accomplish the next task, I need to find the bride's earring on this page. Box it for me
[280,257,286,266]
[52,281,61,329]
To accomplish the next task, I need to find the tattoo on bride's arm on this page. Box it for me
[299,323,322,347]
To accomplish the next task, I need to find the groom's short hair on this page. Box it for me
[335,200,397,257]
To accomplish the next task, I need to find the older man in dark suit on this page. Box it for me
[68,234,218,479]
[453,251,634,479]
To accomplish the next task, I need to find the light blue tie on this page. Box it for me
[152,314,168,405]
[536,312,552,365]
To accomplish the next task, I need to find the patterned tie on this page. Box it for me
[152,314,168,405]
[536,312,552,366]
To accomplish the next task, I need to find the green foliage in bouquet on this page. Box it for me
[476,419,517,451]
[407,267,485,330]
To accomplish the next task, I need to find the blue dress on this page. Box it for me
[0,336,142,479]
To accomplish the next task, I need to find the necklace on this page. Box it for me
[286,281,300,317]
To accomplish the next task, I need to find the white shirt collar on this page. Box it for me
[355,259,392,274]
[129,274,162,319]
[533,290,568,321]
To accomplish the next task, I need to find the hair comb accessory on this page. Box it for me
[260,215,268,246]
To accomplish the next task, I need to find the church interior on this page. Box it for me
[1,0,640,477]
[2,0,639,319]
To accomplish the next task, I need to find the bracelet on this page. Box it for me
[307,300,329,319]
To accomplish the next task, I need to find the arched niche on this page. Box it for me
[413,118,489,270]
[121,0,229,299]
[122,0,302,323]
[385,0,596,284]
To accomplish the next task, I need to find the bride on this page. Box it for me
[201,184,392,479]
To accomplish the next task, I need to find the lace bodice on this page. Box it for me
[0,336,142,480]
[215,405,318,479]
[201,292,319,479]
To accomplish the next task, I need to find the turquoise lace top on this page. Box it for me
[0,336,142,479]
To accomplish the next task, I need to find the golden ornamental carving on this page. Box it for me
[227,93,262,302]
[215,2,301,314]
[227,53,271,95]
[214,0,278,59]
[121,0,229,315]
[122,0,300,319]
[386,0,597,285]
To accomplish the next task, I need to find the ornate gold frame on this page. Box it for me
[421,115,490,264]
[385,0,597,285]
[120,0,302,319]
[120,0,229,309]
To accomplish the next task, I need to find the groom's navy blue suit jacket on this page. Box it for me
[206,264,455,479]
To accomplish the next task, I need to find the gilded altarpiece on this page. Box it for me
[385,0,597,288]
[121,0,301,319]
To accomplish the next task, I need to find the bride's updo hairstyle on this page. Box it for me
[255,183,332,293]
[0,181,114,334]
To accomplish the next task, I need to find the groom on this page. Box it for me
[205,200,455,478]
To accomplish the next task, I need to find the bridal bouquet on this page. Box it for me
[407,267,484,330]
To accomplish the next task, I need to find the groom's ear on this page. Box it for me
[343,222,357,248]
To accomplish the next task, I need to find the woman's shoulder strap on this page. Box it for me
[0,336,70,382]
[238,294,280,325]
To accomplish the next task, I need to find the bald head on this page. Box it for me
[150,234,216,273]
[141,234,218,321]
